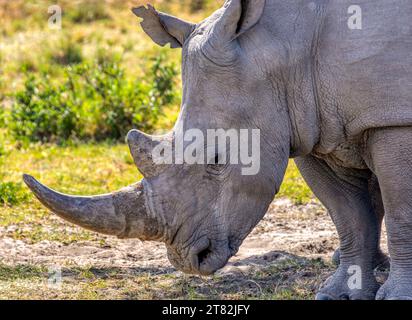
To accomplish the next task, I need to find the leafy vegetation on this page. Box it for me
[10,75,79,143]
[0,182,29,206]
[8,55,178,143]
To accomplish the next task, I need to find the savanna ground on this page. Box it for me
[0,0,388,300]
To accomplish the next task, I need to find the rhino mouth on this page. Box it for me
[167,236,235,276]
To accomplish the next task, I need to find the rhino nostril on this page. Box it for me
[228,237,240,255]
[197,247,212,264]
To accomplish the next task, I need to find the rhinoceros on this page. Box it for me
[24,0,412,300]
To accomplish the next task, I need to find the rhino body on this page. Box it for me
[24,0,412,299]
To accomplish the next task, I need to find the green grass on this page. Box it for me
[278,160,314,205]
[0,264,46,282]
[0,257,332,300]
[0,1,220,97]
[0,138,143,244]
[0,182,29,206]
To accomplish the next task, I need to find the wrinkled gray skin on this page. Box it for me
[24,0,412,299]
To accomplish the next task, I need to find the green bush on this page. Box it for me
[10,75,79,143]
[9,55,178,143]
[70,55,178,140]
[0,182,29,206]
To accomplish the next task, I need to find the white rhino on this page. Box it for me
[24,0,412,299]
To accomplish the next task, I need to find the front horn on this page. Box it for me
[23,175,164,241]
[126,129,171,178]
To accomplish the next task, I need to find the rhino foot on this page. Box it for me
[316,264,380,300]
[376,272,412,300]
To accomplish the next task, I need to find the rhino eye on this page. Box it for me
[207,154,227,174]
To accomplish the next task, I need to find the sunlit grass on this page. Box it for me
[278,160,314,205]
[0,138,142,243]
[0,257,332,300]
[0,0,221,96]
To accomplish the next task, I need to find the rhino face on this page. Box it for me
[24,0,291,275]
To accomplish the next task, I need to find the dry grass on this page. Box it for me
[0,255,332,300]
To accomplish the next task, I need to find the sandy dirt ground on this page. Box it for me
[0,199,389,299]
[1,199,339,269]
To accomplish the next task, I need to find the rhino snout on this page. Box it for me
[167,237,234,276]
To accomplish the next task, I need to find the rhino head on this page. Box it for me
[24,0,293,275]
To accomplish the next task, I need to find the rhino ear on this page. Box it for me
[215,0,266,40]
[132,5,195,48]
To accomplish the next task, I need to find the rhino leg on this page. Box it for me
[332,247,389,271]
[295,155,381,300]
[333,174,390,270]
[367,128,412,300]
